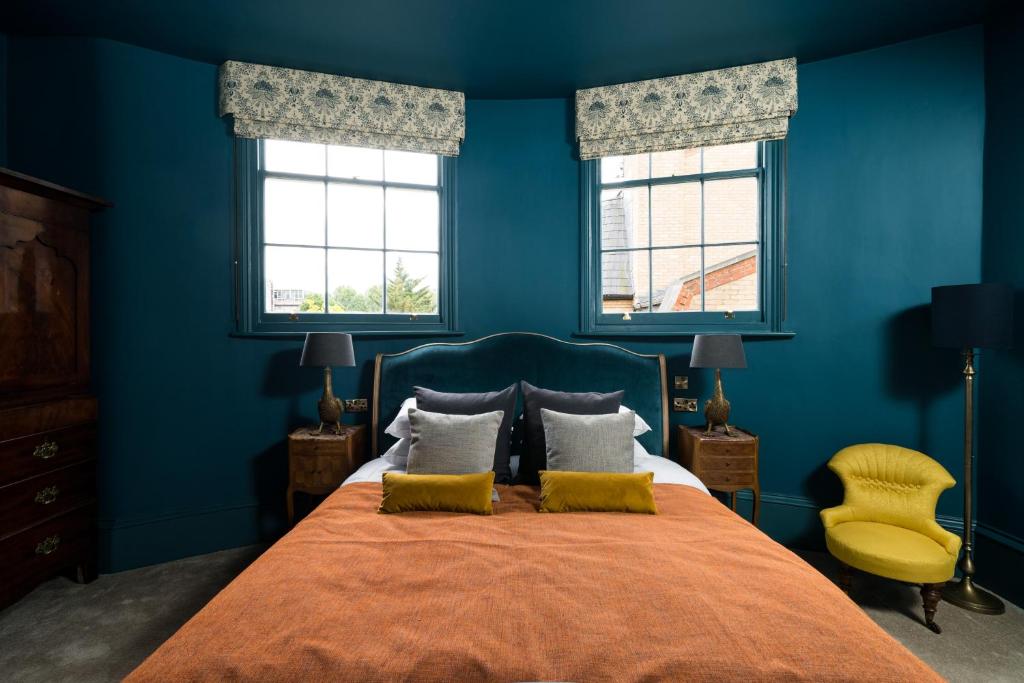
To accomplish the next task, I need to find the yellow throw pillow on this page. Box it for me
[538,470,658,514]
[379,471,495,515]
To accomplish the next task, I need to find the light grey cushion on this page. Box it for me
[541,408,635,473]
[407,408,505,475]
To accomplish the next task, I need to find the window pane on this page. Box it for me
[600,153,649,183]
[264,179,325,246]
[384,150,438,185]
[263,139,325,175]
[702,142,758,173]
[601,250,644,313]
[601,187,648,249]
[264,246,326,314]
[327,249,384,313]
[385,252,439,314]
[385,189,439,251]
[328,184,383,248]
[651,182,700,247]
[705,177,759,244]
[650,148,701,178]
[651,247,701,312]
[704,245,759,311]
[327,145,383,180]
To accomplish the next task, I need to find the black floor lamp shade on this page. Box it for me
[931,284,1014,350]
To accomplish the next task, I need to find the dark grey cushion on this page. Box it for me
[541,408,635,473]
[414,384,518,484]
[406,408,505,475]
[519,381,624,484]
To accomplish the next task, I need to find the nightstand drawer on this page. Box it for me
[700,441,753,459]
[701,471,756,488]
[290,453,355,491]
[700,456,755,473]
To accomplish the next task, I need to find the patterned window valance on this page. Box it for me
[218,61,466,156]
[575,58,797,160]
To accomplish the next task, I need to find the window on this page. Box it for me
[581,140,786,335]
[236,138,457,334]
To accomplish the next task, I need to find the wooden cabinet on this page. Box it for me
[678,425,760,526]
[0,168,109,609]
[287,425,367,525]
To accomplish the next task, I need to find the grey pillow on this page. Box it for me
[406,408,505,475]
[414,385,518,484]
[540,408,634,473]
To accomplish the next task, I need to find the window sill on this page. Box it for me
[573,329,795,340]
[230,329,465,340]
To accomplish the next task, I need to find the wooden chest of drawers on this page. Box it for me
[678,425,760,526]
[0,398,99,606]
[0,169,108,609]
[287,425,367,525]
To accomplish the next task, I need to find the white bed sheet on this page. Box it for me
[343,453,710,494]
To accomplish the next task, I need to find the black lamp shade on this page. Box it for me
[931,284,1014,350]
[690,334,747,369]
[300,333,356,367]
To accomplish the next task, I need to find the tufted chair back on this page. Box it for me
[826,443,956,538]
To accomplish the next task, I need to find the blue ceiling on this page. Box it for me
[1,0,993,99]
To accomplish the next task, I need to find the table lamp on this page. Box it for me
[300,332,356,435]
[690,334,747,436]
[931,283,1014,615]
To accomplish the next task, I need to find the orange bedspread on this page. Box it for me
[128,483,940,682]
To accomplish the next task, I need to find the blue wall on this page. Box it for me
[5,27,987,571]
[977,4,1024,606]
[0,32,7,166]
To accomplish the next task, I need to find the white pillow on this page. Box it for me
[382,438,410,464]
[633,439,651,461]
[384,397,417,440]
[621,405,652,437]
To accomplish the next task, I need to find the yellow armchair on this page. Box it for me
[821,443,961,633]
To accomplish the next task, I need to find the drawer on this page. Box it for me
[700,440,754,459]
[0,423,96,485]
[701,470,756,488]
[290,453,356,492]
[0,462,96,539]
[0,505,95,605]
[700,456,755,473]
[0,397,97,442]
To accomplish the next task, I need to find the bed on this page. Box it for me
[128,333,939,682]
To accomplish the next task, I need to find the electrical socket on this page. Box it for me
[674,375,688,390]
[673,397,698,413]
[344,399,368,413]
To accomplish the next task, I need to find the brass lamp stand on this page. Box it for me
[942,348,1004,614]
[299,332,356,436]
[931,283,1013,616]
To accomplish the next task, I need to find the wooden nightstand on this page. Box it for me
[287,425,366,525]
[678,425,760,526]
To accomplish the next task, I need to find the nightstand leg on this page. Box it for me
[730,492,737,512]
[286,486,295,527]
[752,487,761,527]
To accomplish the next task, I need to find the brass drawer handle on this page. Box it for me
[33,440,59,460]
[35,535,61,555]
[34,486,60,505]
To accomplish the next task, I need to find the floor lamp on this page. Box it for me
[931,283,1014,615]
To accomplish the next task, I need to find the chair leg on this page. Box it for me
[837,562,853,594]
[921,583,943,634]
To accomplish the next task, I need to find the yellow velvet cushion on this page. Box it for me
[825,521,957,584]
[538,470,657,514]
[379,471,494,515]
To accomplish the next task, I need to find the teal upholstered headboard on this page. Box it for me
[372,332,668,458]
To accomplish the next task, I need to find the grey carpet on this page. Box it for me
[1,545,1022,682]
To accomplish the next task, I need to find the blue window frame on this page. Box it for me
[235,138,458,335]
[580,140,788,337]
